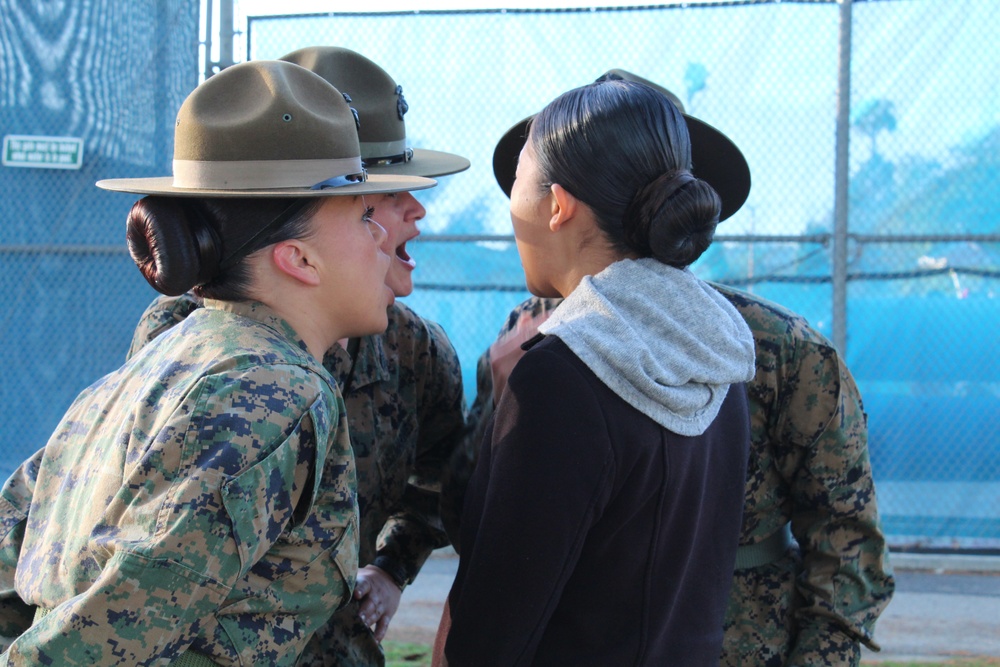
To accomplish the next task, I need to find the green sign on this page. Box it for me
[2,135,84,170]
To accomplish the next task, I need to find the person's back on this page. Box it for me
[15,301,355,663]
[452,333,748,666]
[445,77,755,666]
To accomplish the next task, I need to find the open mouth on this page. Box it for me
[396,242,416,270]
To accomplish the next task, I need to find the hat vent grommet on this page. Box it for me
[282,113,293,122]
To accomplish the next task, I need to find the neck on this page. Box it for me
[555,244,629,297]
[548,203,631,297]
[267,299,339,360]
[247,266,340,361]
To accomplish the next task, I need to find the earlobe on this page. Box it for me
[272,241,320,286]
[549,183,577,232]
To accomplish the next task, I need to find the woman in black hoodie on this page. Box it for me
[444,78,756,666]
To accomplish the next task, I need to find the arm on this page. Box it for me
[0,449,44,652]
[446,345,613,667]
[440,297,560,554]
[374,318,467,586]
[781,343,894,665]
[2,368,344,665]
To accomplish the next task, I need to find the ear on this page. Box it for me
[271,240,320,286]
[549,183,578,232]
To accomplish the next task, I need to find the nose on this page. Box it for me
[400,192,426,226]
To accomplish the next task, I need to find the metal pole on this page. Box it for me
[832,0,853,355]
[203,0,214,80]
[219,0,235,70]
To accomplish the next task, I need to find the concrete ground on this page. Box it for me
[386,549,1000,662]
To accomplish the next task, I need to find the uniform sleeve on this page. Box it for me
[375,319,466,586]
[1,367,347,666]
[126,292,204,360]
[0,449,44,652]
[445,346,614,667]
[781,343,895,665]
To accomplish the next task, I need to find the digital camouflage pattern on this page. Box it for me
[444,288,894,667]
[130,294,467,667]
[0,300,359,666]
[712,284,893,667]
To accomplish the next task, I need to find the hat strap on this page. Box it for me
[218,198,313,273]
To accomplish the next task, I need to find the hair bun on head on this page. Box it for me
[126,197,222,296]
[624,169,721,268]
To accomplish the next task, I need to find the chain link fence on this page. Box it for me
[0,0,198,471]
[1,0,997,548]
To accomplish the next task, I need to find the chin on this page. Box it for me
[527,281,562,299]
[388,279,413,298]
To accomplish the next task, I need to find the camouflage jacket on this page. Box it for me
[0,300,359,666]
[445,289,894,667]
[130,294,467,666]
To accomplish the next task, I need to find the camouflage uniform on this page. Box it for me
[130,294,467,667]
[444,289,894,667]
[0,300,359,666]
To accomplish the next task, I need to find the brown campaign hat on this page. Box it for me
[492,68,751,221]
[97,60,435,197]
[281,46,471,178]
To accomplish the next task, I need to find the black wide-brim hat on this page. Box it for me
[492,69,751,221]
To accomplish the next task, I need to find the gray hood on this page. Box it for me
[538,258,755,436]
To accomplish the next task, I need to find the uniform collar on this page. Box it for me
[326,332,391,391]
[203,298,311,354]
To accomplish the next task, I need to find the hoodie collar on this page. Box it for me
[538,258,755,436]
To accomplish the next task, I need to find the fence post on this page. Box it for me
[219,0,235,71]
[833,0,853,355]
[202,0,214,81]
[202,0,235,78]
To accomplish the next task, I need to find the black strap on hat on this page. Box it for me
[217,198,313,273]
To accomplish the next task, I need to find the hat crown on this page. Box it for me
[272,46,469,179]
[281,46,406,152]
[174,60,361,164]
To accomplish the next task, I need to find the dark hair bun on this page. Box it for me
[126,197,221,296]
[624,171,721,268]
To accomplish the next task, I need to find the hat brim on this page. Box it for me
[96,173,436,197]
[365,148,471,178]
[493,113,751,222]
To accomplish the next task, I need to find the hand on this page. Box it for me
[354,565,404,642]
[489,307,554,401]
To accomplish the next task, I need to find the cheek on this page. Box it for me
[377,206,406,245]
[511,204,545,245]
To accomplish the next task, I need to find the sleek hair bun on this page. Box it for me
[624,171,721,267]
[126,197,221,296]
